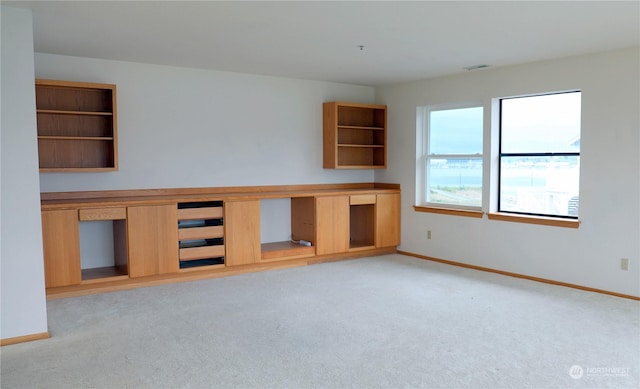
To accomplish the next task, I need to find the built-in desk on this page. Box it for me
[41,183,400,298]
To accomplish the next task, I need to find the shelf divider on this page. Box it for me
[38,136,114,141]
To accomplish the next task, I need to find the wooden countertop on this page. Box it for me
[41,182,400,210]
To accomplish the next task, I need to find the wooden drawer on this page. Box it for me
[179,245,225,261]
[350,194,376,205]
[178,225,224,241]
[177,207,223,221]
[79,207,127,221]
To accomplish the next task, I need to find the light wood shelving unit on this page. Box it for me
[323,101,387,169]
[35,79,118,172]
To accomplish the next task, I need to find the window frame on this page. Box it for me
[497,91,581,219]
[417,103,484,212]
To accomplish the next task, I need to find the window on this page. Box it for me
[499,91,581,218]
[418,105,483,209]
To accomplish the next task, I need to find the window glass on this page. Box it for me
[419,105,483,209]
[427,157,483,207]
[501,92,581,154]
[430,107,483,154]
[499,92,581,218]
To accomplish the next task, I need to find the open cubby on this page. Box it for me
[349,204,375,251]
[36,84,113,112]
[260,197,316,261]
[337,105,386,128]
[38,138,116,169]
[337,146,385,167]
[36,112,113,137]
[35,79,118,172]
[337,127,385,146]
[79,219,128,283]
[177,201,225,270]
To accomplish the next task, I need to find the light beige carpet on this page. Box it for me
[1,254,638,388]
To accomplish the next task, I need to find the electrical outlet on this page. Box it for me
[621,258,629,271]
[427,230,432,240]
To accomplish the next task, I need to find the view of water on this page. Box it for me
[429,167,482,188]
[428,164,579,216]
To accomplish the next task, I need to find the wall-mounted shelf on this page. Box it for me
[35,79,118,172]
[36,109,113,116]
[323,102,387,169]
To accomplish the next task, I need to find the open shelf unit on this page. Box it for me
[349,204,375,250]
[260,197,316,261]
[349,194,376,251]
[78,208,128,284]
[177,201,225,270]
[323,101,387,169]
[35,79,118,171]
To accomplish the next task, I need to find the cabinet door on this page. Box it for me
[41,210,81,288]
[127,205,178,277]
[316,196,350,255]
[376,193,401,248]
[225,200,261,266]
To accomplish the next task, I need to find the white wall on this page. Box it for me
[35,54,376,192]
[0,6,49,340]
[261,198,292,244]
[34,53,377,267]
[376,48,640,297]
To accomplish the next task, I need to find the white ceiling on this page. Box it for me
[6,1,640,86]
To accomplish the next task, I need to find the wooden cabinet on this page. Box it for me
[315,193,400,255]
[127,205,179,277]
[40,185,400,296]
[41,210,81,288]
[376,193,401,248]
[323,101,387,169]
[315,196,350,255]
[225,200,261,266]
[35,79,118,172]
